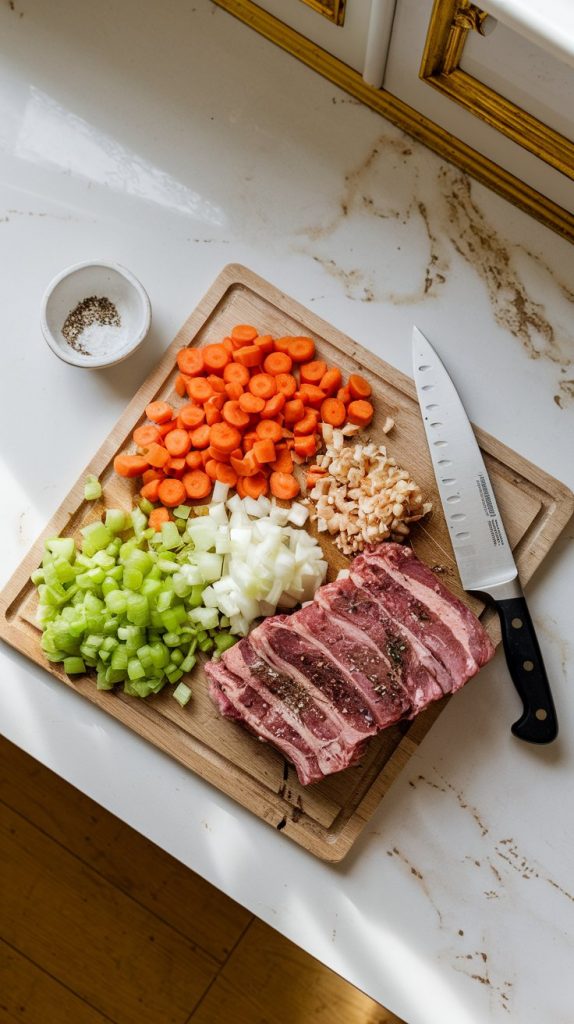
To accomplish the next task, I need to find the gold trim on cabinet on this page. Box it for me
[420,0,574,181]
[211,0,574,245]
[298,0,345,26]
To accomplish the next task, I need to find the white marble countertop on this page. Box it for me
[1,3,573,1022]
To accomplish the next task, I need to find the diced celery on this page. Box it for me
[84,475,102,501]
[131,506,148,539]
[156,588,174,613]
[172,681,192,707]
[198,636,214,653]
[46,537,76,561]
[127,657,145,681]
[96,670,115,690]
[157,558,179,574]
[105,508,128,534]
[161,521,182,551]
[141,577,162,598]
[214,632,237,655]
[123,565,143,591]
[165,664,184,684]
[92,550,116,569]
[163,632,183,647]
[127,549,153,576]
[31,568,45,585]
[170,648,184,667]
[189,606,219,630]
[81,522,112,557]
[64,657,86,674]
[138,497,154,516]
[173,505,191,520]
[161,604,187,632]
[150,642,170,668]
[111,646,128,671]
[105,590,128,615]
[187,584,205,609]
[126,593,150,627]
[180,651,197,673]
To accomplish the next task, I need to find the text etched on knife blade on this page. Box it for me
[476,473,505,548]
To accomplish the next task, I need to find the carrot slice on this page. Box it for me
[179,404,206,429]
[287,337,315,363]
[144,443,170,469]
[186,378,213,404]
[293,435,318,459]
[174,373,187,397]
[209,421,242,453]
[140,479,161,501]
[224,381,244,402]
[320,397,347,427]
[164,429,192,457]
[231,324,258,344]
[296,384,325,409]
[177,348,204,377]
[149,507,171,531]
[230,452,259,477]
[262,393,285,418]
[165,457,186,477]
[273,337,292,354]
[252,438,276,464]
[300,360,327,386]
[337,385,351,404]
[205,404,222,426]
[293,412,319,436]
[241,472,268,499]
[348,373,372,400]
[255,420,283,443]
[145,401,173,424]
[208,445,231,463]
[215,462,238,486]
[264,351,292,376]
[205,459,219,481]
[142,468,163,484]
[347,399,374,426]
[185,450,203,470]
[156,418,179,439]
[239,392,265,414]
[133,424,160,448]
[270,471,300,500]
[223,362,250,386]
[320,368,342,395]
[221,401,250,430]
[205,393,225,411]
[157,478,186,507]
[242,431,258,452]
[206,374,227,394]
[275,373,297,398]
[234,345,262,368]
[203,343,230,374]
[183,470,212,500]
[222,337,234,354]
[284,399,306,424]
[248,373,276,400]
[190,424,212,449]
[254,334,274,355]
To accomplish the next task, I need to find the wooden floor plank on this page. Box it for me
[189,919,404,1024]
[0,941,112,1024]
[0,738,250,963]
[0,802,215,1024]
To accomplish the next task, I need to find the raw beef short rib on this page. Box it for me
[205,543,495,785]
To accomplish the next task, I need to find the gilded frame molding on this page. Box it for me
[299,0,345,26]
[212,0,574,245]
[420,0,574,181]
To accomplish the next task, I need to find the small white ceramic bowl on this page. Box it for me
[41,260,152,368]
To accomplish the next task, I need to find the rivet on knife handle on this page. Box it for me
[496,593,558,744]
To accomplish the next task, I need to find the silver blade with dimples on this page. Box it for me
[412,325,518,600]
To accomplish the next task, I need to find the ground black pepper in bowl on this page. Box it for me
[62,295,122,355]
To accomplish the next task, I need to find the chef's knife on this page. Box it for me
[412,326,557,743]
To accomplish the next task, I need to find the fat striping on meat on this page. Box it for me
[205,543,495,785]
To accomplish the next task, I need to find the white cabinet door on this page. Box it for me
[252,0,374,74]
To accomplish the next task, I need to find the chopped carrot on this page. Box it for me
[186,377,213,404]
[264,351,292,376]
[224,381,244,402]
[185,450,204,470]
[293,412,319,436]
[183,470,212,500]
[222,400,250,430]
[270,448,294,473]
[230,451,259,477]
[145,401,173,424]
[164,429,192,457]
[234,345,262,368]
[174,373,187,397]
[275,372,297,398]
[208,445,231,463]
[179,404,206,429]
[157,478,186,507]
[205,459,219,481]
[249,373,276,400]
[296,383,325,408]
[206,374,227,394]
[133,424,160,448]
[190,424,211,449]
[287,337,315,363]
[144,443,170,469]
[256,420,283,443]
[177,348,205,377]
[203,343,230,374]
[222,337,234,354]
[254,334,274,355]
[284,398,306,424]
[201,450,211,467]
[300,360,327,385]
[140,479,161,502]
[242,431,258,452]
[347,399,374,426]
[205,403,222,426]
[209,421,242,453]
[223,362,250,386]
[252,438,276,464]
[149,507,171,531]
[231,324,258,344]
[205,393,225,411]
[157,418,179,438]
[348,373,372,400]
[165,457,186,477]
[320,368,342,395]
[306,472,325,490]
[241,472,269,499]
[270,471,300,500]
[238,392,265,415]
[230,448,243,460]
[320,397,347,427]
[273,337,292,354]
[293,435,318,459]
[337,385,351,404]
[262,393,285,418]
[142,468,163,484]
[215,462,238,486]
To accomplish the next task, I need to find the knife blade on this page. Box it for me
[412,325,557,743]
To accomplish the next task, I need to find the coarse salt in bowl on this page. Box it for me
[41,260,152,368]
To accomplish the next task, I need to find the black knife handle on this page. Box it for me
[496,596,558,744]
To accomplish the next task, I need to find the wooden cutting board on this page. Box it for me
[1,264,572,861]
